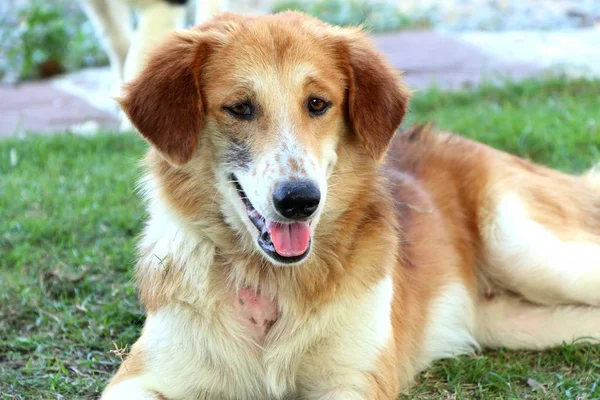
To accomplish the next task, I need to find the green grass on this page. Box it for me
[1,77,599,399]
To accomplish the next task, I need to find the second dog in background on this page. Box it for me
[78,0,189,97]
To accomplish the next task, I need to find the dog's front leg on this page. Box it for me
[101,377,162,400]
[294,303,400,398]
[101,308,235,400]
[296,345,401,400]
[100,342,167,400]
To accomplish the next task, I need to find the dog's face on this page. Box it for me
[121,12,410,265]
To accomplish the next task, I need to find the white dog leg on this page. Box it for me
[79,0,132,99]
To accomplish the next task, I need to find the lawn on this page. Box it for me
[1,77,599,399]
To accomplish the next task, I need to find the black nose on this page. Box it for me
[272,180,321,220]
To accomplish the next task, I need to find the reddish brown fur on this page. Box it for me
[343,37,412,160]
[119,30,214,165]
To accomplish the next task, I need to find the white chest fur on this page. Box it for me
[127,194,396,399]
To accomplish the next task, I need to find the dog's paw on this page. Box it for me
[101,381,164,400]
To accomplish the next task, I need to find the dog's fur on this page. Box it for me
[101,13,600,400]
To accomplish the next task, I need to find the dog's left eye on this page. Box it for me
[307,98,329,116]
[226,103,254,120]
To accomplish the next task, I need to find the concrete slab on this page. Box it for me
[51,67,120,116]
[457,28,600,77]
[374,31,542,90]
[0,81,118,138]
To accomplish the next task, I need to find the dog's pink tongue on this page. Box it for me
[267,221,310,257]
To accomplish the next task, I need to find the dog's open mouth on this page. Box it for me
[231,174,311,264]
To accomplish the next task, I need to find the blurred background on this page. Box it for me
[0,0,599,136]
[1,1,599,399]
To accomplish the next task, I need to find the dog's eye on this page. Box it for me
[307,98,329,116]
[226,103,254,120]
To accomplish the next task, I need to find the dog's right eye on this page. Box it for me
[225,103,254,120]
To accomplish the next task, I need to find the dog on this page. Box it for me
[78,0,191,97]
[100,12,600,399]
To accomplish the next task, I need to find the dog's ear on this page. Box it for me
[119,31,213,166]
[342,33,412,161]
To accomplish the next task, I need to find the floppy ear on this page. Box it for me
[344,35,412,161]
[119,31,213,166]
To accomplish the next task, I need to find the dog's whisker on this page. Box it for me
[209,187,222,209]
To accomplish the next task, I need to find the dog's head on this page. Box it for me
[121,12,410,265]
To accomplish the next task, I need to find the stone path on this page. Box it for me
[375,31,541,91]
[0,78,119,138]
[1,28,598,138]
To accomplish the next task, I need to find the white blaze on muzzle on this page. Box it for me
[231,130,329,264]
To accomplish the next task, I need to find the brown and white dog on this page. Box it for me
[101,12,600,400]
